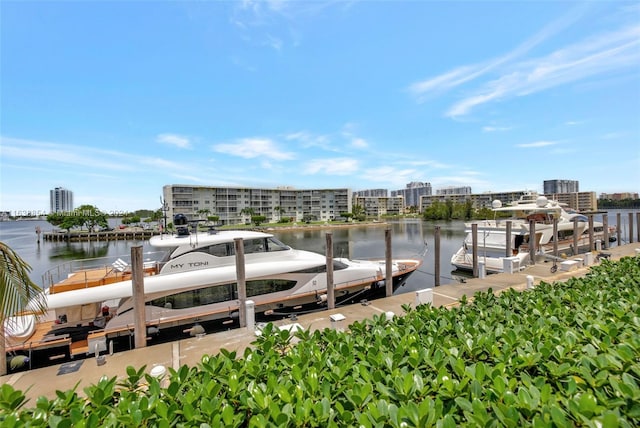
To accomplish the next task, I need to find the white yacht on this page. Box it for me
[6,220,421,366]
[451,194,604,273]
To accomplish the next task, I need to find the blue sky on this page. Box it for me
[1,1,639,215]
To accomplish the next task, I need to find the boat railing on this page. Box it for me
[42,251,167,289]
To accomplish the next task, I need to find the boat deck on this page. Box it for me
[50,266,157,294]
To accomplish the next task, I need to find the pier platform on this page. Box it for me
[2,243,639,403]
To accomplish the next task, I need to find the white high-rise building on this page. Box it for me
[50,187,74,213]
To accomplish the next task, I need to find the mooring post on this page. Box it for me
[434,225,441,287]
[573,218,579,255]
[552,218,559,257]
[602,214,609,250]
[529,220,536,265]
[234,238,247,328]
[325,232,335,309]
[636,212,640,243]
[471,223,478,278]
[617,213,621,245]
[629,213,634,244]
[505,221,512,258]
[588,214,594,251]
[132,245,146,349]
[385,227,393,297]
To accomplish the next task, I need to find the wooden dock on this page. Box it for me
[42,230,159,242]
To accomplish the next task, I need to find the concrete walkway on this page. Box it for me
[3,243,638,404]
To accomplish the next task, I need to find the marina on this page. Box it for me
[1,210,638,374]
[2,241,639,403]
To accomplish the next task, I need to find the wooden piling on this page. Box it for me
[326,232,335,309]
[553,218,559,257]
[471,223,478,278]
[385,227,393,297]
[234,238,247,328]
[617,213,622,245]
[603,214,609,250]
[588,214,594,251]
[529,220,536,265]
[132,246,146,349]
[434,226,440,287]
[573,218,579,255]
[505,221,512,258]
[629,213,634,244]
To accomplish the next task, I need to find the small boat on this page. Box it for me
[451,193,605,273]
[5,217,421,369]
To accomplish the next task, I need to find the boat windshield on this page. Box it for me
[185,237,290,258]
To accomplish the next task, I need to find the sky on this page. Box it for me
[1,1,639,215]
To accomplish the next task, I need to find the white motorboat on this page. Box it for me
[6,219,421,367]
[451,194,604,273]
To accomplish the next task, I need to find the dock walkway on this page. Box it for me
[2,243,639,403]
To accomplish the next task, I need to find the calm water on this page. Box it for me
[0,210,632,293]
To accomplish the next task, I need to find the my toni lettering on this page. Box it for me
[170,261,209,270]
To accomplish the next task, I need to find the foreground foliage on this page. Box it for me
[2,256,639,427]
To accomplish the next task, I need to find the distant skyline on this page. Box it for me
[1,1,639,214]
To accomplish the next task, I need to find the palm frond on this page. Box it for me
[0,242,48,320]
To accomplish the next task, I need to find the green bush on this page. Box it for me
[3,257,639,426]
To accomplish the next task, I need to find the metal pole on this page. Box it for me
[234,238,247,328]
[326,232,335,309]
[472,223,478,278]
[434,226,440,287]
[385,227,393,297]
[132,246,146,349]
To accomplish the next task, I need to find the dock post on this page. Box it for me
[478,260,486,279]
[573,218,579,255]
[505,221,512,257]
[636,212,640,243]
[325,232,335,309]
[553,218,559,257]
[471,223,478,278]
[529,220,536,265]
[602,214,609,250]
[132,245,146,349]
[434,226,441,287]
[629,213,634,244]
[234,238,247,328]
[617,213,622,245]
[385,227,393,297]
[588,214,595,251]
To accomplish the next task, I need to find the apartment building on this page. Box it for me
[163,185,351,225]
[352,196,404,218]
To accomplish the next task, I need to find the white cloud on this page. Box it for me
[517,141,559,148]
[445,25,640,117]
[350,138,368,149]
[213,137,296,160]
[303,158,359,175]
[157,133,192,149]
[408,4,639,118]
[482,126,512,132]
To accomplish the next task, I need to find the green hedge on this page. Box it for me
[2,257,639,427]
